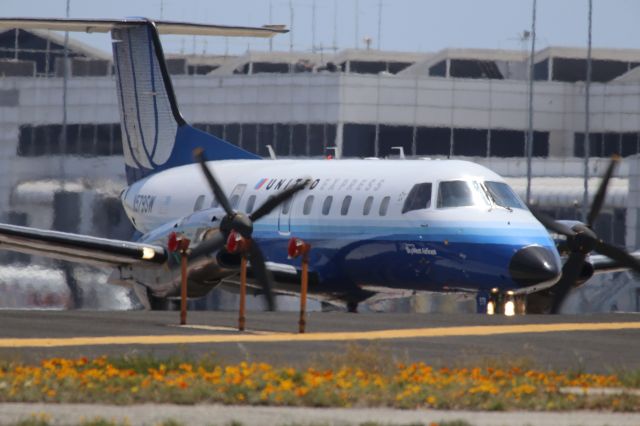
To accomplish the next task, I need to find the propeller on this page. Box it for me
[189,148,307,310]
[531,155,640,313]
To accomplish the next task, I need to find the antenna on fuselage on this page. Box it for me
[391,146,406,159]
[266,145,277,160]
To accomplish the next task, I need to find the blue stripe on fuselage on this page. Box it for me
[248,224,557,293]
[254,236,555,293]
[140,215,557,295]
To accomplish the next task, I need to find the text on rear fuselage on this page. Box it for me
[133,194,156,213]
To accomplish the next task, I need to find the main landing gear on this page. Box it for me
[346,300,359,313]
[478,289,526,315]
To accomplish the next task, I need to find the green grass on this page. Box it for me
[618,369,640,388]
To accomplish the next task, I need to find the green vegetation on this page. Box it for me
[0,348,638,411]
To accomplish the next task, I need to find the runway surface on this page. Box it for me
[1,310,639,372]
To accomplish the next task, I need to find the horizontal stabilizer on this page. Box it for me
[0,18,287,37]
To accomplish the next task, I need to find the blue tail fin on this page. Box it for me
[110,21,260,184]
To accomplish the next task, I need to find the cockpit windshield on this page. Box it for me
[437,180,489,208]
[484,181,526,209]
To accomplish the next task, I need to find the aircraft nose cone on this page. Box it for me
[509,245,560,287]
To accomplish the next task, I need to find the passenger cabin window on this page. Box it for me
[245,195,257,214]
[229,184,247,209]
[379,196,390,216]
[437,181,474,208]
[484,181,526,209]
[363,196,374,215]
[341,196,352,216]
[229,195,241,209]
[303,195,314,215]
[402,183,432,213]
[322,196,333,215]
[193,195,205,212]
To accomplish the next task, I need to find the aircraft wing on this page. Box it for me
[0,223,166,268]
[588,251,640,274]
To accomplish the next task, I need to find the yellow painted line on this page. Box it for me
[0,322,639,348]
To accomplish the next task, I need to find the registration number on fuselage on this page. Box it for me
[133,194,156,214]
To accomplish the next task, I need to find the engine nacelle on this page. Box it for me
[217,251,243,270]
[575,261,595,287]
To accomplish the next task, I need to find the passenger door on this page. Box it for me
[278,194,295,235]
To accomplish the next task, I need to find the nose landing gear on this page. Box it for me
[480,289,526,315]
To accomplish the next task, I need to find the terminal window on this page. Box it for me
[18,123,122,157]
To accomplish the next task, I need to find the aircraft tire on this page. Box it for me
[347,300,359,313]
[515,295,527,315]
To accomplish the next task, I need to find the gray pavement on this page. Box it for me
[2,403,640,426]
[0,310,639,372]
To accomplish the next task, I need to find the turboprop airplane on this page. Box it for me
[0,18,639,315]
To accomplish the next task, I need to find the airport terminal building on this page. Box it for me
[1,28,640,312]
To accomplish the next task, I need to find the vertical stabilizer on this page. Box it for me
[110,20,260,184]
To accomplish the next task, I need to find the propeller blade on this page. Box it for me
[194,148,234,216]
[247,242,276,311]
[587,155,619,228]
[249,180,308,222]
[188,231,226,259]
[594,241,640,274]
[550,252,586,314]
[530,208,576,237]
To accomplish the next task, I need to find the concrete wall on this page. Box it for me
[3,73,640,151]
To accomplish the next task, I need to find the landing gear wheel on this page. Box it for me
[487,291,504,315]
[148,292,177,311]
[487,291,523,315]
[347,301,359,313]
[515,295,527,315]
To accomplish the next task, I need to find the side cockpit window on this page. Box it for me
[437,181,474,208]
[402,183,432,214]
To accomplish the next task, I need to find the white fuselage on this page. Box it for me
[120,158,560,299]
